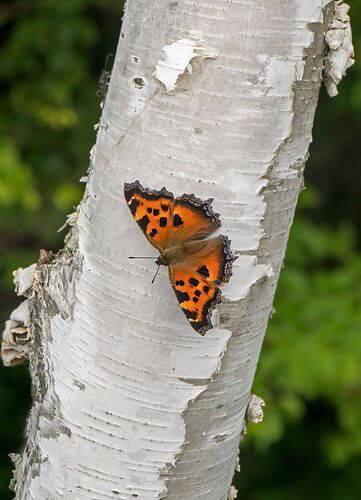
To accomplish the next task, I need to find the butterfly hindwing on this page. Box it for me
[169,267,221,335]
[169,236,237,334]
[181,235,236,285]
[124,180,174,251]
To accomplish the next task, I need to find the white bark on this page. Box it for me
[3,1,352,498]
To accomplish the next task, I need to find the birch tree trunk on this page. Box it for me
[3,0,354,498]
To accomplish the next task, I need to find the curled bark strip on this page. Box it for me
[228,485,238,500]
[1,318,32,367]
[246,394,266,424]
[323,1,355,97]
[13,264,36,297]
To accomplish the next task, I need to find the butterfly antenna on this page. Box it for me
[129,256,155,259]
[151,265,161,284]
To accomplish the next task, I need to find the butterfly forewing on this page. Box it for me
[168,194,221,246]
[124,180,174,252]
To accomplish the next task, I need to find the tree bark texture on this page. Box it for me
[5,0,351,498]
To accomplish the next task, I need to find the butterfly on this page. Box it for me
[124,180,237,335]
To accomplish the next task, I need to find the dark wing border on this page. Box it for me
[124,180,174,211]
[213,235,238,285]
[192,287,222,335]
[175,193,221,228]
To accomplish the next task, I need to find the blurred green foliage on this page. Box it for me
[253,190,361,460]
[238,191,361,498]
[0,1,360,499]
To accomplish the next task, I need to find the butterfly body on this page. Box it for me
[124,180,237,335]
[155,240,207,267]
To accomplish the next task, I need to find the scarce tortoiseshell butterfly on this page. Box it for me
[124,180,237,335]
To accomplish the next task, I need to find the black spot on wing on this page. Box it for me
[189,278,199,287]
[147,207,152,214]
[193,297,199,303]
[176,290,190,303]
[149,228,158,237]
[138,215,150,232]
[203,285,210,294]
[153,209,160,216]
[173,214,184,227]
[197,265,210,278]
[161,204,169,212]
[175,280,185,286]
[159,217,167,227]
[195,290,201,297]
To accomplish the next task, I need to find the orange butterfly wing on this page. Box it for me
[124,180,174,252]
[169,236,236,335]
[124,183,221,251]
[169,193,221,245]
[169,268,221,335]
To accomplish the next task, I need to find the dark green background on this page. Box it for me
[1,1,360,498]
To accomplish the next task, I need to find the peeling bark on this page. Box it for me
[153,37,219,92]
[2,0,354,498]
[323,0,354,96]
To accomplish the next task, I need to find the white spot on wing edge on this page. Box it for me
[153,37,218,92]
